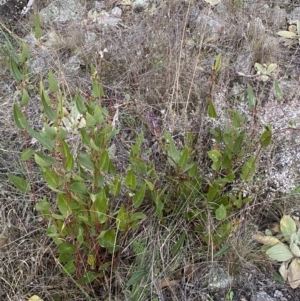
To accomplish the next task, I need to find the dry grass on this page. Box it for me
[1,0,300,300]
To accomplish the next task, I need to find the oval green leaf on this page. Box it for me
[277,31,297,39]
[125,170,137,190]
[133,184,146,209]
[20,89,30,106]
[58,194,72,218]
[48,70,59,93]
[126,270,147,287]
[69,181,88,194]
[35,152,56,167]
[78,153,94,171]
[240,156,256,181]
[172,231,186,257]
[8,174,31,193]
[13,104,28,129]
[20,148,34,161]
[274,80,283,101]
[10,57,23,82]
[208,100,217,118]
[27,127,54,151]
[116,204,128,232]
[98,229,116,254]
[99,150,110,172]
[215,204,227,220]
[280,215,297,242]
[266,243,294,262]
[57,242,77,254]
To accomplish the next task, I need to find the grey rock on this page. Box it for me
[227,82,246,101]
[12,89,22,103]
[252,17,266,36]
[85,31,97,44]
[236,52,253,75]
[94,1,104,12]
[278,79,299,103]
[30,56,48,75]
[20,0,34,15]
[111,6,122,18]
[263,36,278,50]
[241,0,264,7]
[274,290,288,301]
[0,0,28,21]
[63,56,83,77]
[251,291,275,301]
[191,11,225,35]
[261,35,278,60]
[23,33,36,46]
[132,0,148,11]
[85,10,121,26]
[207,267,233,291]
[288,7,300,23]
[40,0,85,23]
[0,0,26,9]
[272,6,287,30]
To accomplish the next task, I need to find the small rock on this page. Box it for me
[274,290,288,301]
[23,33,37,46]
[64,56,83,77]
[13,90,22,102]
[251,291,275,301]
[40,0,84,23]
[207,267,233,291]
[111,7,122,18]
[236,52,253,75]
[253,17,265,36]
[288,7,300,23]
[94,1,104,12]
[84,9,121,26]
[189,11,226,36]
[85,32,97,44]
[132,0,148,11]
[0,0,28,21]
[272,6,287,30]
[30,56,48,75]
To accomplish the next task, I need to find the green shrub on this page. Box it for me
[8,44,276,284]
[12,68,151,284]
